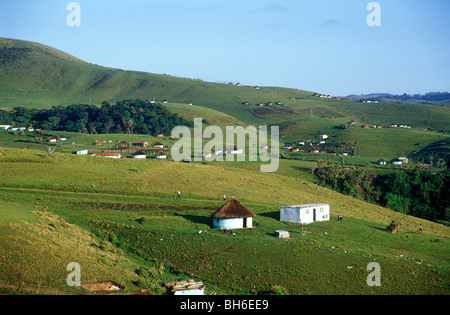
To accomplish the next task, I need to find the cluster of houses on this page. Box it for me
[48,135,70,143]
[348,120,411,129]
[377,156,408,166]
[84,140,169,159]
[242,101,283,107]
[312,93,332,99]
[145,99,168,104]
[282,135,335,155]
[0,125,36,132]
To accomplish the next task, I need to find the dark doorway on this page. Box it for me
[313,209,316,221]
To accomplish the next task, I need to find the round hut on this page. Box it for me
[210,198,256,229]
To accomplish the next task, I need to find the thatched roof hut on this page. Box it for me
[211,198,255,229]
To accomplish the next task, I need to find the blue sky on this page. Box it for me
[1,0,449,96]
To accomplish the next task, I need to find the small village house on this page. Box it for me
[280,203,330,225]
[391,158,403,165]
[211,198,256,229]
[156,132,164,137]
[0,125,11,131]
[377,158,387,165]
[117,141,129,148]
[398,156,408,164]
[226,145,243,154]
[27,126,35,132]
[132,151,147,159]
[165,280,205,296]
[155,151,167,159]
[76,150,89,155]
[133,141,149,148]
[202,150,212,158]
[48,137,57,143]
[152,141,164,149]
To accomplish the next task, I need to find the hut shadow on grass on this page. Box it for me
[259,211,280,220]
[180,214,212,227]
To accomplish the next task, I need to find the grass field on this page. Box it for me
[0,147,448,295]
[1,37,449,295]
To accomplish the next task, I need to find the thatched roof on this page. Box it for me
[210,198,255,219]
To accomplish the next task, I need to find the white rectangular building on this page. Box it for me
[280,203,330,225]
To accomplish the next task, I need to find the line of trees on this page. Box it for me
[0,99,191,135]
[313,163,450,223]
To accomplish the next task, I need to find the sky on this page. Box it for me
[0,0,449,96]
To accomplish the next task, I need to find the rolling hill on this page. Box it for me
[1,37,450,134]
[0,37,449,295]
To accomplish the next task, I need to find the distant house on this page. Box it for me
[389,124,398,128]
[187,102,194,106]
[280,203,330,225]
[391,158,403,165]
[94,153,121,159]
[10,126,19,131]
[320,135,328,140]
[348,120,356,126]
[202,151,212,158]
[242,101,249,105]
[156,132,164,137]
[398,157,408,164]
[155,151,167,159]
[133,141,149,148]
[297,141,305,146]
[226,145,242,154]
[132,151,147,159]
[377,158,387,165]
[27,126,35,132]
[117,141,129,148]
[210,198,256,229]
[281,145,293,150]
[361,124,370,129]
[308,147,319,154]
[399,124,411,129]
[58,135,67,141]
[289,147,299,152]
[152,141,164,149]
[162,100,168,104]
[165,280,205,296]
[48,137,57,143]
[275,101,282,105]
[0,125,11,131]
[76,150,89,155]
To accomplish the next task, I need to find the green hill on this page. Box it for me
[0,147,448,295]
[0,38,449,295]
[1,37,450,134]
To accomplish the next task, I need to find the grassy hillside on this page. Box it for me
[1,37,450,134]
[0,147,448,295]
